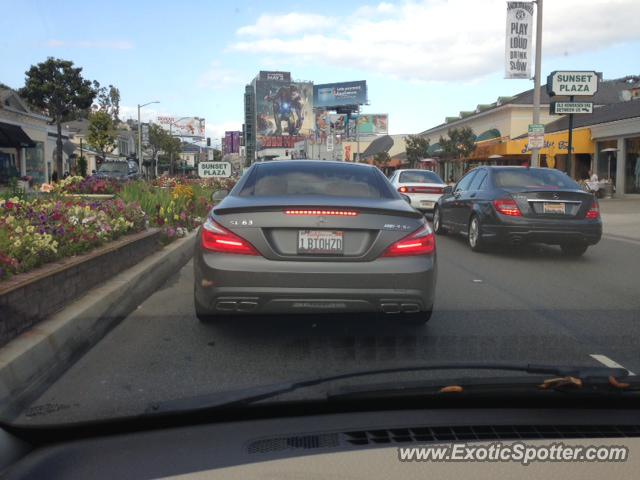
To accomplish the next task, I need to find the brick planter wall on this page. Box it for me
[0,229,162,347]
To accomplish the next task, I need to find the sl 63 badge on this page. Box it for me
[229,219,253,226]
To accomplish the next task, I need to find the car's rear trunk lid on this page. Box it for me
[211,195,424,260]
[506,188,595,219]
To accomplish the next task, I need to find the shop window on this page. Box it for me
[625,137,640,194]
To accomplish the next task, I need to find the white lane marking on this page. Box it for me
[472,279,483,283]
[590,354,636,376]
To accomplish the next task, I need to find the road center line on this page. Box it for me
[590,354,636,376]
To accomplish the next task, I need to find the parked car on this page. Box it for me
[388,169,446,212]
[433,166,602,256]
[194,160,437,324]
[93,160,140,181]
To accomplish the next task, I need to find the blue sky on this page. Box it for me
[1,0,639,145]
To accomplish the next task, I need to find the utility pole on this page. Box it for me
[531,0,543,167]
[355,108,360,162]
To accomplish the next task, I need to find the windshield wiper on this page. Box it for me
[144,362,632,415]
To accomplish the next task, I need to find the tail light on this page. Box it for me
[285,209,358,216]
[201,218,259,255]
[586,201,600,220]
[398,186,444,194]
[493,199,522,217]
[382,224,435,257]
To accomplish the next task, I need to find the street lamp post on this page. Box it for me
[137,101,159,175]
[531,0,543,167]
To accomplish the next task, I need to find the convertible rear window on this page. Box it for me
[238,162,395,199]
[493,169,581,189]
[399,170,443,184]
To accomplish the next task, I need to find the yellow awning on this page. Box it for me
[507,128,594,156]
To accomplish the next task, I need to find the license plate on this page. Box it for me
[421,201,435,208]
[298,230,344,254]
[543,202,565,214]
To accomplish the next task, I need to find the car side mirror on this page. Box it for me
[443,185,453,195]
[211,189,229,203]
[400,193,411,204]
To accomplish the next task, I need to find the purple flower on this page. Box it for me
[166,227,176,238]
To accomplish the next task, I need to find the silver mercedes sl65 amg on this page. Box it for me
[194,160,437,324]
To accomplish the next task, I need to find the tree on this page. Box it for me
[212,149,222,162]
[163,135,182,175]
[86,111,117,160]
[95,83,120,121]
[373,151,390,168]
[439,127,476,160]
[404,135,430,168]
[19,58,97,177]
[147,124,166,177]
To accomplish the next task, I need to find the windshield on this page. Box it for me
[98,163,128,173]
[493,168,582,189]
[1,0,639,430]
[399,171,443,184]
[239,162,395,198]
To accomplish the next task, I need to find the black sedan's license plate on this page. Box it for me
[543,202,565,214]
[298,230,344,254]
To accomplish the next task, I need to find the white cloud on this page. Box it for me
[236,13,336,37]
[197,61,243,90]
[230,0,640,82]
[354,2,396,17]
[45,39,133,49]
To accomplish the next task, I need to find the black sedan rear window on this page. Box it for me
[399,170,443,184]
[238,162,395,199]
[493,169,581,189]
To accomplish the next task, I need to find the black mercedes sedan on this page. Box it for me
[433,166,602,256]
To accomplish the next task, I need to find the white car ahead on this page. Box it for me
[389,169,446,212]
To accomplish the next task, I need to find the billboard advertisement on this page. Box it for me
[355,114,388,135]
[255,78,314,150]
[223,131,241,154]
[259,71,291,82]
[313,81,367,108]
[157,116,205,137]
[314,112,388,141]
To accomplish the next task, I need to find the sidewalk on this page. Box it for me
[599,195,640,242]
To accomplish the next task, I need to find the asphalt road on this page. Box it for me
[16,232,640,424]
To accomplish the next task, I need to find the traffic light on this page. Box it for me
[206,137,211,147]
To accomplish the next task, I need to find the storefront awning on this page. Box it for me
[0,122,36,148]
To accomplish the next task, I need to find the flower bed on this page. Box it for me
[43,175,122,195]
[1,176,235,281]
[119,180,216,242]
[0,196,146,281]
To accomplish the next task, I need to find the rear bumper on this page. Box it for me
[194,248,436,316]
[408,194,442,211]
[481,216,603,246]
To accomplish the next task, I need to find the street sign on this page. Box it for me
[198,161,231,178]
[551,102,593,115]
[547,71,599,97]
[527,123,545,149]
[207,149,214,161]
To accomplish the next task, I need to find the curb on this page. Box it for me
[0,230,197,419]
